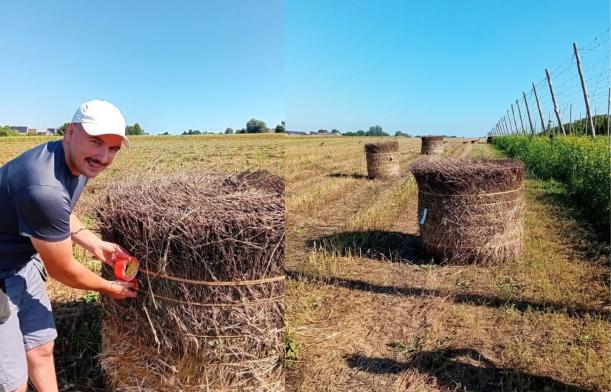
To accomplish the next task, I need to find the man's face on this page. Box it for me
[64,123,123,178]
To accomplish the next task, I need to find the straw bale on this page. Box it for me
[364,141,400,179]
[95,170,285,391]
[411,158,524,265]
[420,136,444,155]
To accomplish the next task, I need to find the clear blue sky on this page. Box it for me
[286,0,609,136]
[0,1,284,134]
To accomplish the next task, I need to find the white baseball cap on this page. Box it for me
[72,100,130,147]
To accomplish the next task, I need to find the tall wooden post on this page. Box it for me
[574,42,596,137]
[607,88,610,135]
[532,82,546,134]
[505,112,512,133]
[523,91,535,135]
[545,68,566,135]
[569,104,572,134]
[511,104,520,134]
[516,99,525,134]
[504,114,511,134]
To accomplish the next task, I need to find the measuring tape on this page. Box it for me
[112,254,139,281]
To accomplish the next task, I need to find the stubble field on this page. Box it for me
[0,135,609,391]
[283,136,609,392]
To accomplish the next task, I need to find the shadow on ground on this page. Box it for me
[52,297,104,391]
[285,270,610,321]
[307,230,430,264]
[345,348,593,392]
[328,172,369,180]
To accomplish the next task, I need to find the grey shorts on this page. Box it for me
[0,256,57,392]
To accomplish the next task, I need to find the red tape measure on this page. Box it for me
[113,255,139,281]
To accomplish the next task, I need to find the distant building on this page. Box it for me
[46,128,58,135]
[10,126,27,134]
[286,131,307,136]
[27,128,37,135]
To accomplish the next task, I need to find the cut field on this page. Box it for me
[0,134,286,391]
[284,137,610,392]
[1,135,609,391]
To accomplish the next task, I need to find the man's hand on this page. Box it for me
[31,237,139,300]
[92,241,130,266]
[105,280,138,299]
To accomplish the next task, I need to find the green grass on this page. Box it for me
[493,135,610,239]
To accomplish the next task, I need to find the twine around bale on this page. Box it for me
[147,293,284,308]
[365,142,401,179]
[96,171,285,391]
[140,268,285,286]
[420,136,444,155]
[418,187,523,198]
[412,158,525,265]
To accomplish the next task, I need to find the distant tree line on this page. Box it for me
[183,119,285,135]
[54,122,146,136]
[343,125,390,137]
[0,125,20,137]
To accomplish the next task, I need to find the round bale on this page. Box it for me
[96,171,285,391]
[411,158,524,265]
[364,141,400,179]
[420,136,444,155]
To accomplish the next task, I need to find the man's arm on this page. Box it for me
[30,237,137,299]
[69,214,128,265]
[70,214,102,253]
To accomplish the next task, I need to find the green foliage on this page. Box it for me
[548,115,609,136]
[0,125,21,137]
[225,127,234,134]
[493,135,610,236]
[395,131,410,137]
[366,125,389,136]
[125,123,144,135]
[275,121,285,133]
[246,118,268,133]
[284,333,300,369]
[387,336,423,357]
[57,122,69,136]
[343,128,390,137]
[182,129,202,135]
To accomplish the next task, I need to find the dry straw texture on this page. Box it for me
[411,158,525,265]
[364,141,400,179]
[420,136,444,155]
[96,171,285,391]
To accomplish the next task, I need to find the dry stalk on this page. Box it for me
[411,158,525,265]
[364,141,400,179]
[96,171,285,391]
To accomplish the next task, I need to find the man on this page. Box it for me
[0,100,138,392]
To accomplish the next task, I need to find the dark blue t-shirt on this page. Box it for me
[0,141,88,270]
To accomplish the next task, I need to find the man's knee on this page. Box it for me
[26,341,54,363]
